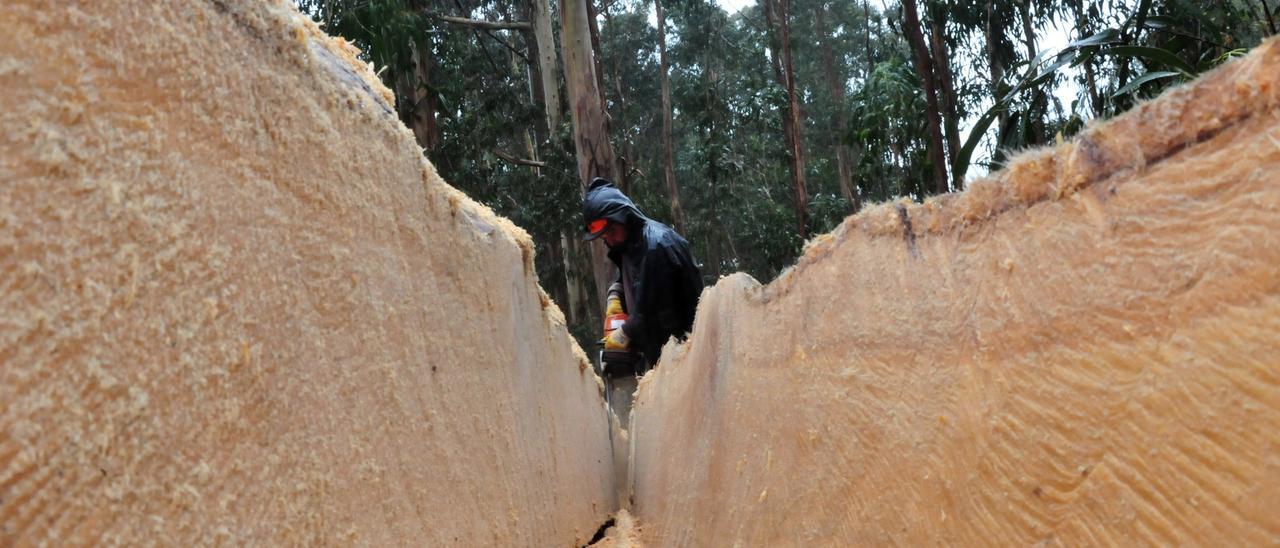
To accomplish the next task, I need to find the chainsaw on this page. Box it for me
[596,305,642,461]
[596,304,642,379]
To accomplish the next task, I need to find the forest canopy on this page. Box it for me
[293,0,1275,345]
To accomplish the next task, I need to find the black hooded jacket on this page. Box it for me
[583,179,703,365]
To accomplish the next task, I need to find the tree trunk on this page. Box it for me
[761,5,790,183]
[779,0,808,238]
[547,233,571,323]
[762,0,785,88]
[1019,0,1046,144]
[984,0,1009,154]
[761,0,809,238]
[655,0,686,232]
[504,28,540,177]
[586,0,608,111]
[559,231,583,325]
[706,106,722,279]
[530,0,562,132]
[929,12,961,190]
[1017,0,1036,63]
[1068,0,1103,117]
[984,1,1002,84]
[863,0,875,75]
[561,0,618,313]
[1083,60,1102,116]
[396,35,439,154]
[398,0,436,151]
[901,0,949,195]
[520,4,548,180]
[603,5,633,194]
[1261,0,1278,35]
[585,0,626,191]
[1115,0,1153,93]
[815,1,858,211]
[857,0,873,191]
[891,138,910,196]
[523,18,546,142]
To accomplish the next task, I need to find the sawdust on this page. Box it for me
[588,509,644,548]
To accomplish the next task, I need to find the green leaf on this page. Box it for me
[1143,15,1177,29]
[1101,45,1197,76]
[1026,47,1054,75]
[953,106,1004,184]
[1215,48,1250,64]
[1111,70,1181,98]
[1065,28,1121,49]
[1123,0,1154,32]
[1070,47,1100,68]
[1033,54,1075,83]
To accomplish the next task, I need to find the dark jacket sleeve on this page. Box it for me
[622,240,702,359]
[620,245,668,349]
[677,244,704,333]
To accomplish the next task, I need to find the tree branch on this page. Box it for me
[1261,0,1278,36]
[492,149,547,167]
[435,4,532,66]
[431,15,532,31]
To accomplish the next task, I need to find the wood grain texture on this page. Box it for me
[0,1,613,545]
[630,38,1280,547]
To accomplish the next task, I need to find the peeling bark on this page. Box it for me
[560,0,618,310]
[530,0,562,132]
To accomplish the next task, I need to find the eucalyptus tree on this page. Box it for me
[757,0,812,238]
[654,0,688,232]
[292,0,1271,345]
[899,0,951,194]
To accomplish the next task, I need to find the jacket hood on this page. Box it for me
[582,178,648,238]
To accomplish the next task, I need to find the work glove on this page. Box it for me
[605,282,624,316]
[604,324,630,351]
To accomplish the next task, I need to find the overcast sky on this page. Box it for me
[715,0,753,12]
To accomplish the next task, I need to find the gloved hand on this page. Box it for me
[604,324,630,350]
[605,282,624,316]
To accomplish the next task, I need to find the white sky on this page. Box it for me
[716,0,754,13]
[962,17,1079,177]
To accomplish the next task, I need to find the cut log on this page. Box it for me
[0,1,612,545]
[630,37,1280,546]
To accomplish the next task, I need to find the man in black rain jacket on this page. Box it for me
[583,177,703,369]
